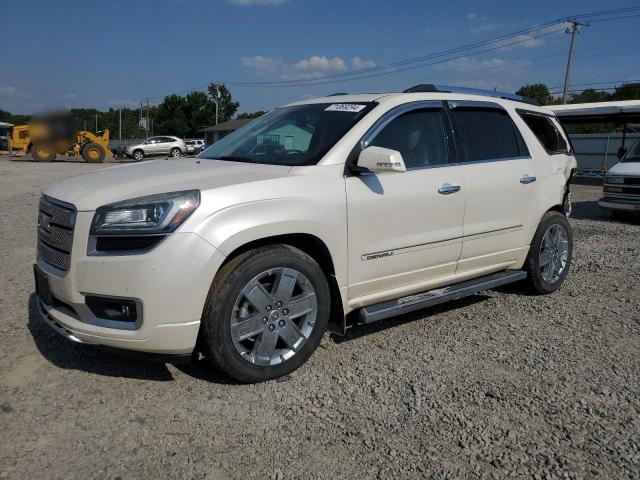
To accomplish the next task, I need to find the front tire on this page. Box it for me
[133,149,144,161]
[81,142,105,163]
[524,211,573,294]
[31,145,56,162]
[201,246,330,383]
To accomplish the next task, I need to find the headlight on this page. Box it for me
[607,176,624,184]
[91,190,200,235]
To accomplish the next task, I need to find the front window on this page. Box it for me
[199,102,376,166]
[623,139,640,162]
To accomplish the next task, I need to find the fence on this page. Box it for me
[569,133,640,170]
[108,139,147,151]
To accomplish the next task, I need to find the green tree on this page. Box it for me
[207,83,239,123]
[154,95,189,138]
[184,91,216,135]
[516,83,555,105]
[612,83,640,100]
[569,89,611,104]
[237,110,267,120]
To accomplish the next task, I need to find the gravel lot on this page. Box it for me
[1,155,639,479]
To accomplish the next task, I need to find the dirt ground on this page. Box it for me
[1,155,639,479]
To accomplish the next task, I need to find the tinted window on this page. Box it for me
[451,108,523,162]
[200,102,376,166]
[369,109,449,168]
[519,112,569,154]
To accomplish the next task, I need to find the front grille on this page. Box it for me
[37,195,76,272]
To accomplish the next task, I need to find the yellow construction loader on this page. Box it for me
[9,125,113,163]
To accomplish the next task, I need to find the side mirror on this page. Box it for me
[355,146,406,173]
[617,147,627,160]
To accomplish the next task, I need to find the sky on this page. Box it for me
[1,0,639,115]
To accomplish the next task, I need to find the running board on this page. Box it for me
[358,270,527,324]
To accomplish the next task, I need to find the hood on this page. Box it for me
[44,159,292,211]
[607,161,640,176]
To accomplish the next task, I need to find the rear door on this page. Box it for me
[448,101,538,273]
[346,102,466,304]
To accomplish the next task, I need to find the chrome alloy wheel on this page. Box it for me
[539,223,569,284]
[230,267,317,366]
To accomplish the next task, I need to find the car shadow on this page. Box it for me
[571,200,639,224]
[27,293,174,381]
[331,293,491,344]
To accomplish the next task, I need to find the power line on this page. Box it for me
[109,7,640,107]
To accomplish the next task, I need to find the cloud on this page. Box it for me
[442,57,509,73]
[60,93,78,100]
[351,56,377,69]
[107,99,140,108]
[496,33,545,49]
[0,85,31,98]
[241,55,285,74]
[294,56,347,72]
[226,0,287,5]
[466,13,476,20]
[471,23,502,34]
[241,54,378,80]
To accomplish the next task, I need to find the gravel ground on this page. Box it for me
[1,156,639,479]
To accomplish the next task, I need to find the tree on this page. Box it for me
[516,84,554,105]
[207,83,239,123]
[612,83,640,101]
[237,110,267,120]
[154,94,189,138]
[569,89,611,104]
[184,91,216,135]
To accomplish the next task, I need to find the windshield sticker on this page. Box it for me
[325,104,367,113]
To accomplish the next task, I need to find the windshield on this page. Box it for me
[199,102,376,166]
[623,138,640,162]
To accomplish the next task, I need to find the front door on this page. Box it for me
[346,103,466,305]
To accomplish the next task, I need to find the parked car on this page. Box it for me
[34,85,576,383]
[599,138,640,219]
[185,139,205,155]
[125,136,185,160]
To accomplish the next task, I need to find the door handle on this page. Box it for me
[520,175,537,184]
[438,184,462,195]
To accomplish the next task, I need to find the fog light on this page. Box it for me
[85,296,138,323]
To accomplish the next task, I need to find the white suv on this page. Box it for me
[35,86,576,383]
[125,136,185,160]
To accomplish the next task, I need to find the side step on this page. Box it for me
[359,270,527,324]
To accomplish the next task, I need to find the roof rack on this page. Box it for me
[402,84,539,106]
[328,92,349,96]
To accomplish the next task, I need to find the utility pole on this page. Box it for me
[95,113,98,132]
[144,99,150,138]
[119,108,122,140]
[561,18,589,104]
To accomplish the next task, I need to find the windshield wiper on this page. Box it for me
[215,155,258,163]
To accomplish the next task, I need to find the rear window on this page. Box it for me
[450,108,527,162]
[518,112,569,154]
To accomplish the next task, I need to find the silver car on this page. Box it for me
[125,136,186,161]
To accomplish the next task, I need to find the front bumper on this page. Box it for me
[36,211,226,354]
[598,196,640,212]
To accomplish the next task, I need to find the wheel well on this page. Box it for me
[221,234,345,335]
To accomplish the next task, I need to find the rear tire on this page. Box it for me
[31,145,56,162]
[524,211,573,295]
[170,147,181,157]
[81,142,105,163]
[201,245,330,383]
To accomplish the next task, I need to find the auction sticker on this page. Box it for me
[325,104,367,112]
